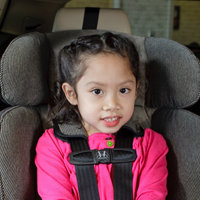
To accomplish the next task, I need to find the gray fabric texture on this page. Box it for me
[59,115,140,136]
[145,37,200,109]
[0,106,43,200]
[59,123,87,137]
[152,108,200,200]
[0,32,50,106]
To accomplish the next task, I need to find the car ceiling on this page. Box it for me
[0,0,71,36]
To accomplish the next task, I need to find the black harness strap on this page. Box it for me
[53,123,100,200]
[82,7,100,29]
[114,126,137,200]
[69,137,100,200]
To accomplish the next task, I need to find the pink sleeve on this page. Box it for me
[35,129,75,200]
[134,129,168,200]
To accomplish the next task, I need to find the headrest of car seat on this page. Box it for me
[145,37,200,108]
[52,7,132,34]
[1,30,200,111]
[0,33,50,106]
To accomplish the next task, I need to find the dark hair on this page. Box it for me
[50,32,140,126]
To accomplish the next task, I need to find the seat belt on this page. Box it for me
[82,7,100,29]
[54,124,143,200]
[68,137,100,200]
[113,126,137,200]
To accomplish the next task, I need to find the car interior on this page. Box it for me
[0,0,200,200]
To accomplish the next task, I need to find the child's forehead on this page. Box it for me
[83,53,131,72]
[79,53,135,82]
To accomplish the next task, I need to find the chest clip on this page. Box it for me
[69,148,137,165]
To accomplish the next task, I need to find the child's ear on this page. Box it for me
[62,83,78,105]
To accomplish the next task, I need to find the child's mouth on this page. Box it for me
[102,117,120,127]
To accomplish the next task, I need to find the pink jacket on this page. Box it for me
[35,128,168,200]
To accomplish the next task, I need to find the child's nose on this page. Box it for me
[102,95,120,111]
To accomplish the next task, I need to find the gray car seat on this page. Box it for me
[0,30,200,200]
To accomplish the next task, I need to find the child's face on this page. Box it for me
[63,53,138,136]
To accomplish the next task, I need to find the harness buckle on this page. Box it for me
[94,149,111,164]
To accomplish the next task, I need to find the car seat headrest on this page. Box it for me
[0,33,50,106]
[1,30,200,111]
[52,8,132,34]
[145,37,200,108]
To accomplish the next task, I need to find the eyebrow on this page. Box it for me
[85,80,135,86]
[119,80,135,85]
[85,81,105,86]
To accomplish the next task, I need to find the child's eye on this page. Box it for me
[120,88,130,94]
[92,89,103,95]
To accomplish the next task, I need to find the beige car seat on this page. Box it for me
[52,7,131,34]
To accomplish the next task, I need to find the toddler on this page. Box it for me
[35,32,168,200]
